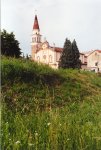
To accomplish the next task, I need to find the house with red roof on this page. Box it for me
[87,50,101,72]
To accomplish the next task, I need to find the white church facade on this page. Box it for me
[31,15,63,69]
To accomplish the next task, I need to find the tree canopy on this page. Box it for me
[1,30,22,58]
[72,39,81,69]
[59,38,81,69]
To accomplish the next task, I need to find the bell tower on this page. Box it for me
[31,14,42,60]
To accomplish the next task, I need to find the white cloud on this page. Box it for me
[1,0,101,54]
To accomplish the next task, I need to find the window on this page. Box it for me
[43,55,46,59]
[39,37,40,42]
[49,55,52,63]
[95,52,97,56]
[95,62,98,66]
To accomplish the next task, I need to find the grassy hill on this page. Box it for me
[1,56,101,150]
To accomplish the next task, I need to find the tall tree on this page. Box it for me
[72,39,81,69]
[1,29,21,58]
[59,38,74,68]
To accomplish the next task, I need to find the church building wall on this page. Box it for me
[34,48,59,68]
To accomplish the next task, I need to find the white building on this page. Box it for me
[79,53,87,70]
[87,50,101,72]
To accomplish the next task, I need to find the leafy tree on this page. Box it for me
[72,39,81,69]
[59,38,74,68]
[1,29,21,57]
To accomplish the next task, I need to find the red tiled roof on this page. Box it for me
[54,47,63,52]
[33,15,40,30]
[96,50,101,53]
[88,50,101,56]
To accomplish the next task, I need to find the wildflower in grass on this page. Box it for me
[35,132,38,136]
[15,141,20,144]
[67,138,70,141]
[85,131,89,136]
[28,143,34,146]
[47,122,51,126]
[86,121,93,126]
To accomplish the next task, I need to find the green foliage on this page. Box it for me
[59,38,73,68]
[1,56,101,149]
[1,97,101,149]
[72,39,81,69]
[1,56,101,112]
[59,38,81,69]
[1,29,21,58]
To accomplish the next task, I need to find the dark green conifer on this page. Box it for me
[59,38,81,69]
[59,38,74,68]
[72,39,81,69]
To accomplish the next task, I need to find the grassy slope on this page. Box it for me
[1,56,101,149]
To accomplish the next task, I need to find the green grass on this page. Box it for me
[1,56,101,149]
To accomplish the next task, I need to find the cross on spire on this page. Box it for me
[35,9,37,15]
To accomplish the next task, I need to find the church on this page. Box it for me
[31,14,63,69]
[31,15,101,72]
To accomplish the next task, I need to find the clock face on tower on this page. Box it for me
[42,43,47,49]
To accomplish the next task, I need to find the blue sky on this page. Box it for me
[1,0,101,55]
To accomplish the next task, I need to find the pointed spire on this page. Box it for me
[33,15,40,30]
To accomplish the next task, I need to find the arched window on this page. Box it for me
[43,55,46,59]
[37,37,38,42]
[95,52,97,56]
[39,37,40,42]
[49,55,52,63]
[34,37,36,42]
[37,56,40,62]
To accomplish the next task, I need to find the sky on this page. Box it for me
[1,0,101,55]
